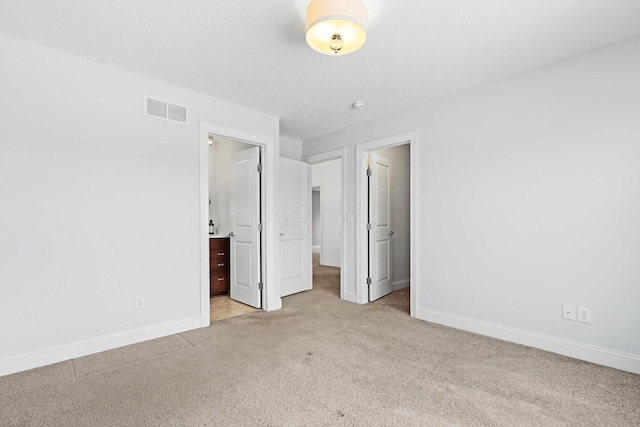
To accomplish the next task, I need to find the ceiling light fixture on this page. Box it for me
[306,0,368,56]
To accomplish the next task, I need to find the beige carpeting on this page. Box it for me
[2,258,639,426]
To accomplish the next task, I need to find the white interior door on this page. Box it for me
[279,157,311,297]
[368,152,393,301]
[229,146,262,308]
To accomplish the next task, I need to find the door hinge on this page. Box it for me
[257,164,263,173]
[366,223,372,231]
[366,277,372,285]
[258,223,263,232]
[258,281,264,290]
[366,167,372,176]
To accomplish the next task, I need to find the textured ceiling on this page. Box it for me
[1,0,640,140]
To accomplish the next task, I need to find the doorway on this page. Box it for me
[367,144,411,312]
[207,136,261,322]
[303,149,348,301]
[356,131,419,317]
[311,186,321,255]
[199,122,280,327]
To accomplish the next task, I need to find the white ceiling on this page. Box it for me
[1,0,640,141]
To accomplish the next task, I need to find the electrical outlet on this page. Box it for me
[134,295,145,310]
[578,306,591,323]
[562,304,576,321]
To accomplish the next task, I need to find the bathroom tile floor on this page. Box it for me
[209,296,260,323]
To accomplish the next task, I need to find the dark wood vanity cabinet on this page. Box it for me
[209,237,230,297]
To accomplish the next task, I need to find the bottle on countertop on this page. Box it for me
[209,220,215,234]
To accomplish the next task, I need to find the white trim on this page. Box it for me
[199,125,210,326]
[416,308,640,375]
[312,245,320,253]
[303,148,347,301]
[318,181,325,266]
[200,123,281,320]
[320,258,341,268]
[343,291,357,303]
[355,131,419,317]
[0,316,201,377]
[392,279,410,291]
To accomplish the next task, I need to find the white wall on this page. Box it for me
[311,159,341,267]
[312,189,321,248]
[0,33,279,375]
[302,37,640,368]
[374,145,410,288]
[209,138,253,236]
[279,136,302,161]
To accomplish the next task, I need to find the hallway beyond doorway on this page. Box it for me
[312,252,340,299]
[310,252,409,314]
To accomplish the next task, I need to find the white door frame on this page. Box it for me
[302,149,349,301]
[199,122,281,327]
[355,131,419,317]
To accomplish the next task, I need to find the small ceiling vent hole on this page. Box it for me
[145,96,188,124]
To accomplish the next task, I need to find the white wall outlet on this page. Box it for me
[134,295,145,310]
[578,306,591,323]
[562,304,576,321]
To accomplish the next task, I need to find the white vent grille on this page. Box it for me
[144,96,188,124]
[168,103,187,123]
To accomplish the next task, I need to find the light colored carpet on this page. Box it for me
[1,260,639,426]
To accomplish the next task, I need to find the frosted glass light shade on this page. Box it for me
[306,0,368,56]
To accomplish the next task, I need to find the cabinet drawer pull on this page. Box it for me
[217,263,225,267]
[217,278,225,281]
[217,252,225,256]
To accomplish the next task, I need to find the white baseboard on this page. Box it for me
[312,245,320,253]
[392,279,410,291]
[416,308,640,375]
[320,259,340,268]
[0,316,202,377]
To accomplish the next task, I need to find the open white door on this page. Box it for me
[368,153,393,301]
[279,157,311,297]
[229,146,262,308]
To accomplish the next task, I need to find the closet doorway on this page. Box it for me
[355,131,419,317]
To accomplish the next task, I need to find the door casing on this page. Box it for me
[199,122,281,327]
[355,131,419,317]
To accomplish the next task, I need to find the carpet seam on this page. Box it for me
[176,331,196,348]
[70,359,77,382]
[74,345,194,380]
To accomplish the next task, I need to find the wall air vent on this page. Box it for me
[144,96,188,124]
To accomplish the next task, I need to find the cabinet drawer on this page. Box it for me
[209,238,230,297]
[210,260,228,270]
[210,270,228,296]
[209,238,230,251]
[210,251,229,265]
